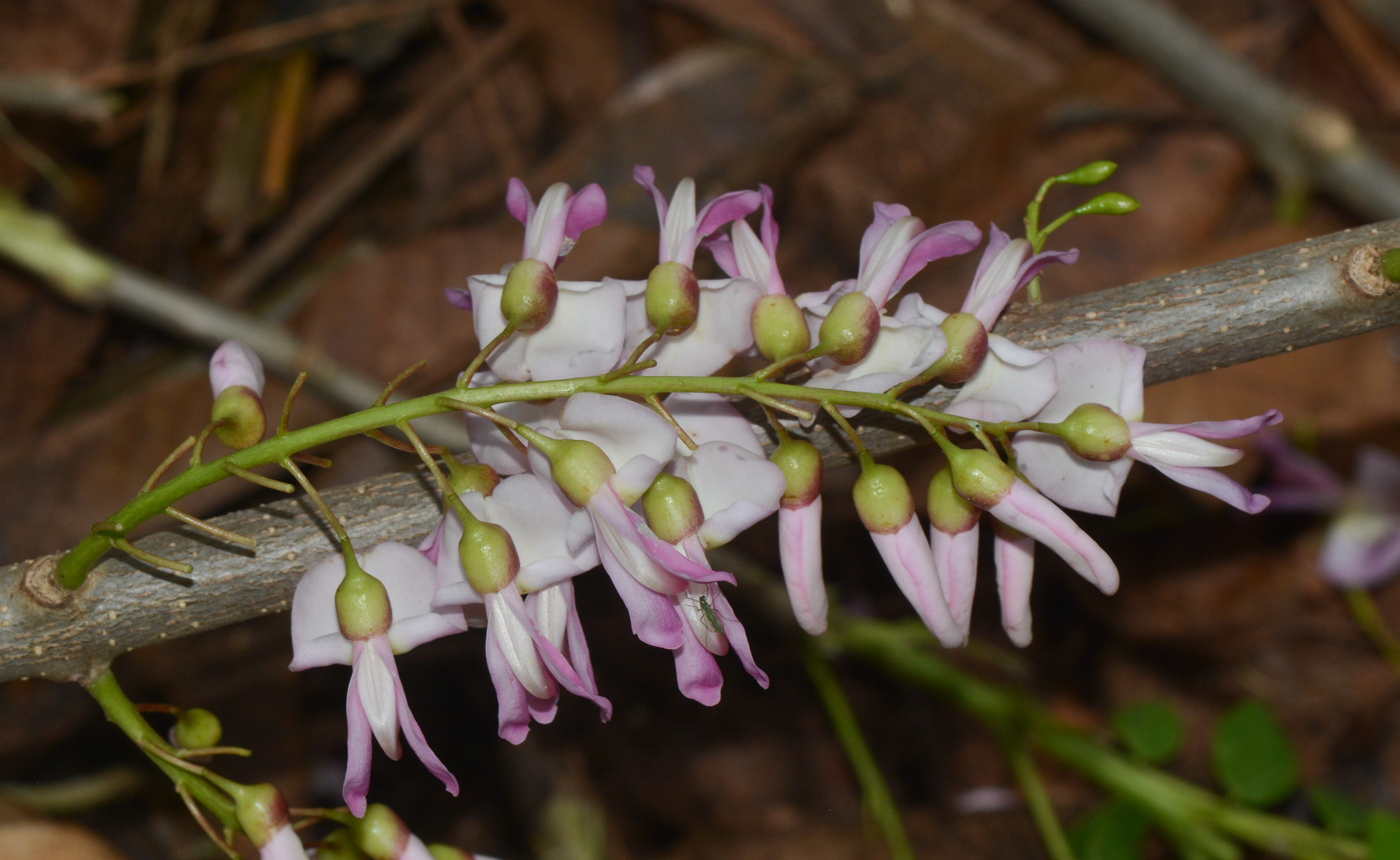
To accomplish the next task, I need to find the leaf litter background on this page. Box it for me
[2,0,1400,857]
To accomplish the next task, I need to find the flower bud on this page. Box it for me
[445,459,500,496]
[319,830,370,860]
[927,467,980,534]
[645,261,701,334]
[171,707,222,750]
[643,473,704,544]
[209,340,265,398]
[211,385,266,451]
[335,553,392,640]
[428,847,473,860]
[936,312,988,384]
[231,782,289,848]
[531,435,616,508]
[458,516,519,594]
[853,460,915,535]
[771,438,822,509]
[1072,192,1138,217]
[751,294,810,361]
[500,258,559,332]
[945,446,1016,509]
[1056,160,1117,186]
[817,292,880,366]
[348,803,409,860]
[1049,403,1131,461]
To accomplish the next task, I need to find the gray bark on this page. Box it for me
[2,220,1399,684]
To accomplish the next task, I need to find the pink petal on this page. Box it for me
[374,636,458,797]
[1319,510,1400,588]
[870,520,964,647]
[633,164,669,228]
[1130,409,1282,440]
[858,202,911,275]
[887,220,982,303]
[485,624,535,744]
[969,223,1013,293]
[209,340,265,398]
[261,825,310,860]
[564,183,608,241]
[505,177,534,228]
[591,487,736,586]
[992,527,1035,647]
[779,501,828,636]
[986,482,1119,594]
[594,524,685,649]
[709,587,768,688]
[683,189,761,265]
[500,585,613,719]
[703,232,741,278]
[1130,456,1272,514]
[930,520,980,640]
[343,655,374,817]
[1254,436,1343,512]
[673,611,724,706]
[443,287,472,311]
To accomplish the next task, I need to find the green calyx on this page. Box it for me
[817,292,880,366]
[444,456,500,496]
[1048,402,1131,462]
[211,385,266,451]
[751,294,810,361]
[318,830,370,860]
[645,261,701,334]
[771,438,822,509]
[642,473,704,544]
[230,782,288,848]
[927,467,979,534]
[427,846,472,860]
[501,258,559,332]
[458,516,519,594]
[853,458,914,535]
[349,803,409,860]
[945,446,1016,509]
[540,437,617,507]
[335,549,392,640]
[172,707,222,750]
[936,313,989,384]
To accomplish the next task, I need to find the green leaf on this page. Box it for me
[1069,799,1151,860]
[1308,787,1367,837]
[1370,811,1400,860]
[1210,700,1299,807]
[1111,699,1184,764]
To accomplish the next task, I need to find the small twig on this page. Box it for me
[279,372,309,437]
[82,0,468,90]
[644,394,697,450]
[377,360,428,406]
[212,20,527,303]
[292,452,332,468]
[739,385,814,423]
[164,507,256,548]
[114,538,194,575]
[190,422,219,468]
[142,437,196,492]
[224,463,295,494]
[175,746,251,759]
[176,783,239,860]
[280,459,347,542]
[459,322,518,389]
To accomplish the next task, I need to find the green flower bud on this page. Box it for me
[817,292,880,366]
[853,460,915,535]
[1072,192,1138,217]
[771,438,822,509]
[1056,160,1117,186]
[927,468,979,534]
[444,459,500,496]
[428,847,472,860]
[645,261,700,334]
[349,803,409,860]
[945,446,1016,509]
[936,312,989,384]
[1047,402,1131,462]
[751,294,810,362]
[500,258,559,332]
[643,473,704,544]
[211,385,266,450]
[231,782,288,848]
[459,517,519,594]
[335,553,392,640]
[536,436,617,508]
[172,707,222,750]
[318,830,370,860]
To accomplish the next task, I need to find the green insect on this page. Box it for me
[687,593,724,635]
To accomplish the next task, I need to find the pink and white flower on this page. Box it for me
[289,543,465,816]
[633,165,760,268]
[209,340,265,398]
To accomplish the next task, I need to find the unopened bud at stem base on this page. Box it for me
[751,294,810,361]
[643,473,704,544]
[817,292,880,366]
[936,313,988,384]
[500,258,559,332]
[1048,403,1131,461]
[645,261,700,334]
[853,459,915,534]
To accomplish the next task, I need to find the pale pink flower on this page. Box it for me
[633,165,760,267]
[209,340,265,397]
[960,224,1077,328]
[289,543,465,816]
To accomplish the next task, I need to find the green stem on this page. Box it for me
[834,617,1366,860]
[803,643,914,860]
[84,671,239,832]
[1344,588,1400,674]
[1005,742,1077,860]
[58,374,1004,590]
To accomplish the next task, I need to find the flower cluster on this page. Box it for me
[272,163,1280,815]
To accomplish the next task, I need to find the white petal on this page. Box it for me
[522,280,629,380]
[1012,431,1134,516]
[356,640,401,758]
[1131,431,1243,468]
[947,336,1056,423]
[640,278,762,376]
[663,392,764,455]
[487,592,554,699]
[1034,339,1145,424]
[558,393,677,470]
[678,443,784,546]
